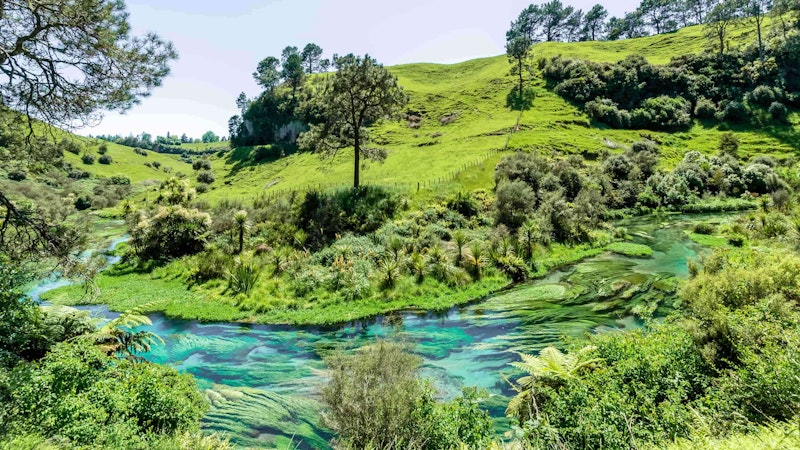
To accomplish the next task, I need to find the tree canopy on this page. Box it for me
[0,0,177,130]
[298,54,407,189]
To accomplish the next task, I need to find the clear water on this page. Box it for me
[30,213,730,449]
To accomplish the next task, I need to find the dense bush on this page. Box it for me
[585,98,630,128]
[196,170,215,184]
[297,186,401,250]
[192,158,212,170]
[769,101,789,121]
[509,250,800,449]
[322,341,492,450]
[109,175,130,185]
[494,179,536,229]
[0,341,207,447]
[81,153,95,165]
[98,154,112,164]
[693,97,717,119]
[129,206,211,260]
[633,95,692,130]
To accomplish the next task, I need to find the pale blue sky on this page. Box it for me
[86,0,638,139]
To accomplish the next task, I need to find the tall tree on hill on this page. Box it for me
[622,10,649,38]
[301,43,324,73]
[565,9,586,41]
[640,0,678,33]
[686,0,713,24]
[541,0,576,41]
[253,56,281,92]
[0,0,177,132]
[298,54,407,189]
[746,0,773,64]
[584,4,609,40]
[281,46,305,104]
[706,0,743,54]
[513,4,544,42]
[506,32,534,103]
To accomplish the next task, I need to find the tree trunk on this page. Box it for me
[238,226,244,254]
[353,136,361,189]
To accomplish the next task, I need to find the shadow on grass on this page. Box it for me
[104,257,168,276]
[506,87,537,111]
[223,143,300,177]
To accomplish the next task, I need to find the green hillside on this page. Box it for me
[191,20,798,205]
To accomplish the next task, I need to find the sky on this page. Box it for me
[84,0,639,140]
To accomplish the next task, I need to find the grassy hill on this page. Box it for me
[188,20,798,206]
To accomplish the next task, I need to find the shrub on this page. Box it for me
[718,132,739,157]
[152,161,161,169]
[192,158,212,170]
[98,154,112,164]
[74,195,92,211]
[60,139,82,155]
[635,95,692,131]
[721,101,749,122]
[494,254,529,282]
[109,175,130,185]
[694,97,717,119]
[585,98,630,128]
[129,206,211,260]
[98,142,108,154]
[769,101,789,122]
[196,170,215,184]
[7,170,26,181]
[192,248,232,281]
[692,222,716,235]
[252,146,283,162]
[494,179,536,229]
[195,183,210,194]
[227,260,261,296]
[81,153,95,165]
[298,186,401,250]
[68,170,90,180]
[748,85,777,107]
[445,191,479,218]
[322,341,492,450]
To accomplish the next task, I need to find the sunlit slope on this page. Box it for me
[199,20,798,204]
[59,135,190,184]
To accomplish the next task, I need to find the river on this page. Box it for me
[29,213,732,449]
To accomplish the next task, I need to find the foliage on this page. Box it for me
[297,186,401,250]
[0,0,177,129]
[322,341,492,450]
[129,206,211,260]
[298,54,408,188]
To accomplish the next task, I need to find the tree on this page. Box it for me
[747,0,773,64]
[505,32,534,105]
[641,0,678,34]
[233,210,249,254]
[541,0,576,41]
[301,43,324,73]
[706,0,743,55]
[686,0,713,24]
[622,10,649,38]
[235,92,249,115]
[280,45,305,102]
[201,130,219,143]
[298,54,407,189]
[584,4,609,40]
[253,56,281,91]
[0,0,177,130]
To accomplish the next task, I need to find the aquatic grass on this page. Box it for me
[606,242,654,258]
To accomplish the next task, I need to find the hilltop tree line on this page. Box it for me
[508,0,798,44]
[505,0,800,131]
[94,130,226,150]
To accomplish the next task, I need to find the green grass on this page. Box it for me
[606,242,654,258]
[179,19,798,207]
[686,232,731,248]
[58,135,191,185]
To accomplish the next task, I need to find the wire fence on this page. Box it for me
[252,110,526,204]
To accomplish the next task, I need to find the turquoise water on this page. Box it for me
[31,213,729,448]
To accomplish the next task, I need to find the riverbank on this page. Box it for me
[39,212,742,327]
